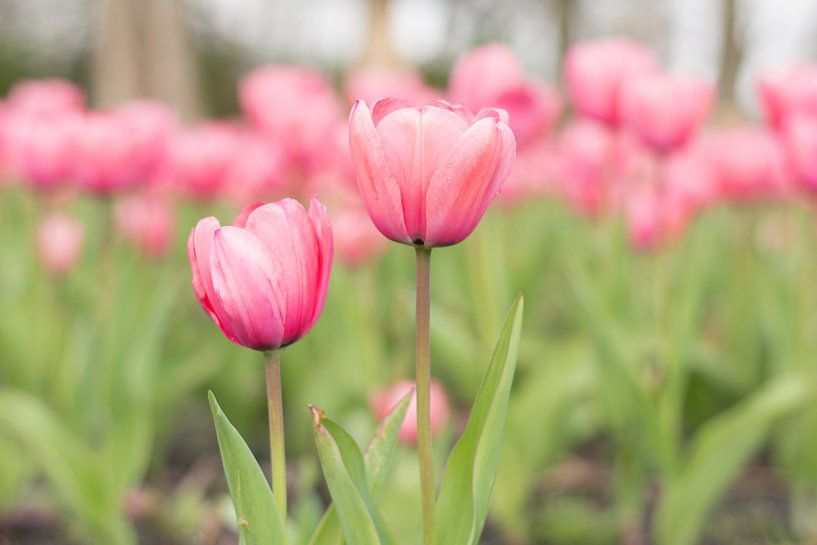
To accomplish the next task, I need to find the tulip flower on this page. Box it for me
[332,205,387,267]
[757,64,817,131]
[371,380,451,444]
[222,132,287,205]
[189,197,332,516]
[170,122,241,199]
[449,43,561,148]
[116,193,176,259]
[782,117,817,191]
[348,98,516,248]
[565,38,656,126]
[5,78,84,117]
[37,213,84,275]
[3,112,79,189]
[620,71,714,154]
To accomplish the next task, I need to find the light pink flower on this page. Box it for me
[3,112,80,189]
[116,193,176,259]
[782,117,817,191]
[757,64,817,130]
[115,100,178,183]
[37,213,84,275]
[345,67,438,106]
[449,43,561,148]
[565,38,657,126]
[332,206,387,267]
[348,99,516,247]
[187,198,333,351]
[240,66,342,165]
[5,79,84,117]
[222,132,287,205]
[620,71,713,154]
[170,122,241,199]
[370,379,450,444]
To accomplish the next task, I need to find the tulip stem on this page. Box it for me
[415,246,435,545]
[265,349,287,519]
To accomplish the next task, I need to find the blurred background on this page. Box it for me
[2,1,817,545]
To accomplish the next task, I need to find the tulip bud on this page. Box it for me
[37,213,84,275]
[371,380,450,444]
[348,99,516,248]
[116,193,176,259]
[188,197,333,351]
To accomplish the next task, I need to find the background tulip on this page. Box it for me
[188,197,333,351]
[371,379,450,444]
[36,212,84,275]
[348,99,516,248]
[170,122,241,200]
[116,193,176,259]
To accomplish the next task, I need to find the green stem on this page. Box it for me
[265,349,287,519]
[415,246,435,545]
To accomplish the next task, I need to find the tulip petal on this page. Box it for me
[307,197,333,333]
[348,100,410,243]
[376,105,467,242]
[210,227,285,350]
[424,119,516,246]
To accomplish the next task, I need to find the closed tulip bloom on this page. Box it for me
[4,112,79,189]
[170,122,241,199]
[620,72,714,154]
[565,39,656,126]
[37,213,84,275]
[348,99,516,248]
[222,132,287,205]
[757,64,817,130]
[782,117,817,190]
[332,206,387,267]
[188,197,333,351]
[449,43,561,148]
[371,379,450,444]
[5,79,84,117]
[116,193,176,259]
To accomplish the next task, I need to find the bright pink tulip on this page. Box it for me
[188,198,333,351]
[240,66,342,165]
[348,99,516,247]
[37,213,84,275]
[449,43,561,148]
[5,79,84,117]
[116,193,176,259]
[345,67,438,106]
[782,117,817,190]
[370,379,450,444]
[620,71,713,154]
[332,206,387,266]
[115,100,178,182]
[170,122,241,199]
[565,38,657,126]
[698,128,792,201]
[757,64,817,130]
[3,112,79,189]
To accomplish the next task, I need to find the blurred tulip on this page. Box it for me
[627,186,663,251]
[240,66,342,166]
[782,117,817,190]
[170,122,241,199]
[555,120,616,215]
[348,99,516,247]
[699,128,792,201]
[345,67,438,106]
[116,193,176,259]
[565,38,656,126]
[188,198,333,351]
[5,78,84,117]
[449,43,561,148]
[620,71,714,154]
[222,132,287,205]
[115,100,178,183]
[496,141,559,207]
[3,112,79,189]
[37,213,84,275]
[332,206,387,266]
[757,64,817,130]
[370,379,450,444]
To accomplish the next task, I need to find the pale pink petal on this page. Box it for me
[307,196,333,332]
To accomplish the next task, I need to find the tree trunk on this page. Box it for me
[718,0,742,103]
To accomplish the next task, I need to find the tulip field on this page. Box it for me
[2,35,817,545]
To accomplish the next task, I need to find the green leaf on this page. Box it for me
[655,374,816,545]
[208,391,288,545]
[436,294,524,545]
[313,405,405,545]
[308,392,411,545]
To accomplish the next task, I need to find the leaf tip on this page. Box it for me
[207,390,220,416]
[309,404,326,428]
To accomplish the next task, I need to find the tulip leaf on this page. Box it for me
[436,294,524,545]
[312,406,403,545]
[208,391,288,545]
[307,392,411,545]
[654,374,816,545]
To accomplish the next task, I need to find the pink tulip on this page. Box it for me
[345,67,438,106]
[698,128,792,201]
[115,100,178,182]
[555,120,616,215]
[496,141,559,207]
[620,71,714,154]
[188,197,333,351]
[332,206,387,266]
[449,43,561,148]
[116,193,176,259]
[240,66,342,166]
[370,379,450,444]
[627,186,663,251]
[37,213,84,275]
[348,99,516,247]
[3,112,79,189]
[757,64,817,130]
[782,117,817,191]
[5,79,84,117]
[170,122,241,199]
[222,132,287,205]
[565,38,657,126]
